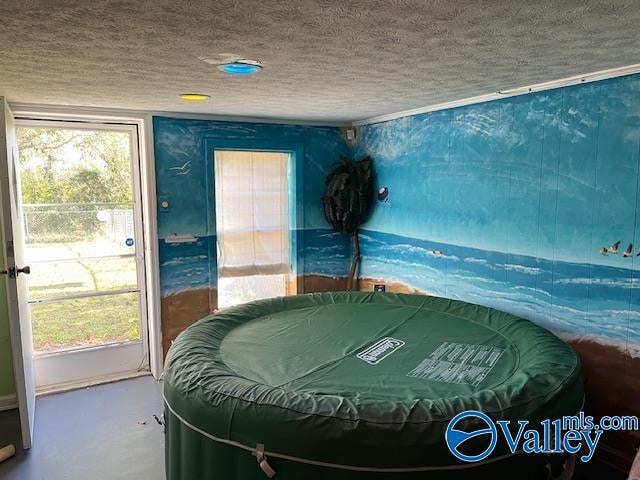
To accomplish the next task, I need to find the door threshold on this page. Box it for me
[36,369,152,397]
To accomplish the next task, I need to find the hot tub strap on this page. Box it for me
[254,443,276,478]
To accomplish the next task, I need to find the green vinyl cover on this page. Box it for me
[163,292,583,473]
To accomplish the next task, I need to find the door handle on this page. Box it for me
[3,266,31,278]
[16,266,30,275]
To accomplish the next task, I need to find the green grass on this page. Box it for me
[28,241,141,353]
[31,294,140,352]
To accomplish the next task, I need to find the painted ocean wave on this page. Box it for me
[159,229,351,295]
[496,264,543,275]
[160,254,209,268]
[157,228,639,349]
[464,257,489,265]
[159,236,214,295]
[556,277,636,288]
[304,229,640,347]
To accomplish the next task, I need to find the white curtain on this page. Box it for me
[214,150,290,278]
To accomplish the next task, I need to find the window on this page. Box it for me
[214,150,291,307]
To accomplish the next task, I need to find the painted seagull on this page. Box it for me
[623,243,634,257]
[169,161,191,175]
[604,240,621,255]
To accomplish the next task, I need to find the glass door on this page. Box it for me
[15,120,149,391]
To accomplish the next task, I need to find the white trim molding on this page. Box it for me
[352,63,640,126]
[10,106,165,380]
[8,103,348,128]
[140,114,164,380]
[0,393,18,412]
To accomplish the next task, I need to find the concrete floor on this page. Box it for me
[0,376,164,480]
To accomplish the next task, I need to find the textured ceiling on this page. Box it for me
[0,0,639,124]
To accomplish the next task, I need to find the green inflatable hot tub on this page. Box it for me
[163,292,583,479]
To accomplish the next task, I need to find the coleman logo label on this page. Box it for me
[357,337,405,365]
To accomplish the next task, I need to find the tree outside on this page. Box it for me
[17,127,141,352]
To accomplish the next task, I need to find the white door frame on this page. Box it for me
[9,105,164,381]
[16,119,149,391]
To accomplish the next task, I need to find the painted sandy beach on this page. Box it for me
[160,287,217,355]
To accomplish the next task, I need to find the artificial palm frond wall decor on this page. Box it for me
[322,156,374,290]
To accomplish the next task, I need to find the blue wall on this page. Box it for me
[154,75,640,358]
[153,117,350,298]
[154,77,640,361]
[153,76,640,462]
[348,75,640,357]
[339,75,640,460]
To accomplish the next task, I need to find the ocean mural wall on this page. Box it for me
[154,73,640,466]
[153,117,350,353]
[334,73,638,467]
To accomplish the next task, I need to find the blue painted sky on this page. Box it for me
[153,116,353,292]
[153,117,348,239]
[354,74,640,268]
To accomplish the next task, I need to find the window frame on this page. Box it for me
[204,138,305,303]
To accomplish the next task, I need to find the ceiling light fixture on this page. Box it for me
[218,59,262,75]
[179,93,210,101]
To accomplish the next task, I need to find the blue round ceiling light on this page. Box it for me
[218,59,263,75]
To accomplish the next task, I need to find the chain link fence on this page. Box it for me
[23,203,134,244]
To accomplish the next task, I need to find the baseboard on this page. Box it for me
[0,393,18,412]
